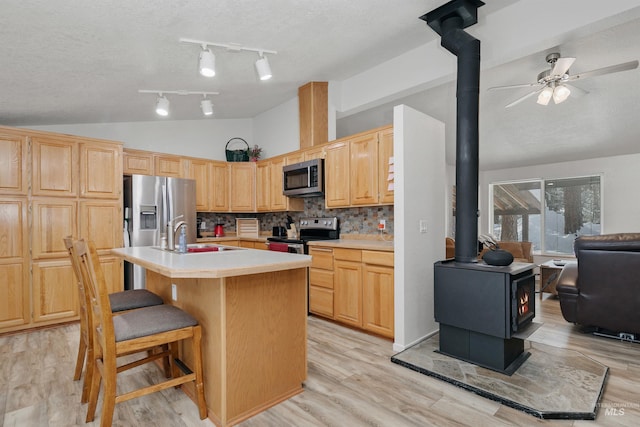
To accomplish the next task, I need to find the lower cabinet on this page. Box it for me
[32,259,79,324]
[309,246,394,338]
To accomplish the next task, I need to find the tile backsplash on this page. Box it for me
[198,196,393,236]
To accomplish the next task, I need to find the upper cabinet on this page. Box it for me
[186,158,212,211]
[324,140,350,208]
[256,155,303,212]
[210,162,230,212]
[154,154,185,178]
[31,136,78,197]
[378,127,394,205]
[256,161,271,212]
[350,132,379,206]
[80,142,122,199]
[0,132,27,195]
[123,149,154,175]
[229,162,256,212]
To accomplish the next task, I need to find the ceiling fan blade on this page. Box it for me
[563,83,588,98]
[504,87,545,108]
[488,82,540,91]
[551,57,576,76]
[567,60,639,81]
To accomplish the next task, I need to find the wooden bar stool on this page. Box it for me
[64,237,164,403]
[73,239,207,426]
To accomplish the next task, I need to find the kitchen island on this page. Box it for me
[111,245,311,427]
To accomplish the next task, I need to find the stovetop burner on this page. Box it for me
[267,217,340,243]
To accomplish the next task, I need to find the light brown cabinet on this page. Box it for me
[350,133,379,206]
[32,259,78,324]
[256,156,304,212]
[309,247,335,318]
[333,249,363,327]
[123,149,154,175]
[31,199,78,259]
[378,127,394,204]
[303,146,325,161]
[298,81,328,149]
[210,162,230,212]
[80,200,122,256]
[256,161,271,211]
[32,136,78,197]
[154,154,185,177]
[0,133,27,195]
[80,142,122,199]
[186,158,212,211]
[362,250,394,338]
[229,162,256,212]
[324,141,350,208]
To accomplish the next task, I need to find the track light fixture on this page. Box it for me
[255,52,272,81]
[198,46,216,77]
[180,38,277,81]
[139,90,219,117]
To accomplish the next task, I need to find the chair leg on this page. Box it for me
[98,357,117,427]
[85,358,102,423]
[73,334,87,381]
[81,338,95,403]
[192,326,207,419]
[169,342,181,382]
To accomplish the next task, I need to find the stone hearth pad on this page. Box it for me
[391,334,608,420]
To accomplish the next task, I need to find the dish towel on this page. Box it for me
[269,242,290,252]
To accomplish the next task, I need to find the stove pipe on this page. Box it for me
[421,0,484,263]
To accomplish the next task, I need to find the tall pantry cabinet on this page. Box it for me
[0,126,123,334]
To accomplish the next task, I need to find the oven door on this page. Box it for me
[266,241,304,254]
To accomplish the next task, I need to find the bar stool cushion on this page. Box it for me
[109,289,164,313]
[113,304,198,342]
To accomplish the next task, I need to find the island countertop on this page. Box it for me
[111,245,311,279]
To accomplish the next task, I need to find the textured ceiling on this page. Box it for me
[1,0,640,169]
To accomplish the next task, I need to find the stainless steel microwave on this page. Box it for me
[282,159,324,197]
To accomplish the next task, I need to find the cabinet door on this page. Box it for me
[303,146,325,161]
[334,259,363,327]
[123,149,154,175]
[0,197,28,261]
[286,151,305,164]
[0,262,30,330]
[363,264,394,338]
[350,132,379,206]
[154,154,185,177]
[268,157,284,210]
[256,162,271,212]
[32,136,78,197]
[32,199,78,259]
[378,128,394,205]
[187,159,211,211]
[229,163,256,212]
[32,259,79,324]
[324,141,350,208]
[80,200,122,256]
[0,133,27,195]
[80,142,122,199]
[211,162,230,212]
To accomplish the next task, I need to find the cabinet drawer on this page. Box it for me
[333,248,362,262]
[309,268,334,289]
[362,250,394,267]
[309,247,333,270]
[309,286,334,318]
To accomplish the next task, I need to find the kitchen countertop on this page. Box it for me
[307,238,394,251]
[111,245,311,279]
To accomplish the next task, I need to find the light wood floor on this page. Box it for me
[1,295,639,426]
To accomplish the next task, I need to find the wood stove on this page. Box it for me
[434,261,535,374]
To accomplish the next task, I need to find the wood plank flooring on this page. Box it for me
[1,295,639,426]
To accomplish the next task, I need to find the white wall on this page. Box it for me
[479,152,640,235]
[252,97,299,158]
[393,105,445,352]
[26,119,253,161]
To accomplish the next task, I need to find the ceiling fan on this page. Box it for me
[488,52,639,108]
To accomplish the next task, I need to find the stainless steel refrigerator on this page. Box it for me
[123,174,197,289]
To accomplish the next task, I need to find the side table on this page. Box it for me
[539,260,567,299]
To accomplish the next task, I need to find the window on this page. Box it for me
[490,175,601,255]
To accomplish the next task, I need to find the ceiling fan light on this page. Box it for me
[199,49,216,77]
[201,99,214,116]
[553,85,571,104]
[536,86,553,105]
[155,96,170,116]
[255,55,272,81]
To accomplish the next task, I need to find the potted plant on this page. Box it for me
[249,144,262,161]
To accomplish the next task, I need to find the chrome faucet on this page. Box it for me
[166,215,185,251]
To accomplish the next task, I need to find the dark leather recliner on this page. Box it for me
[556,233,640,335]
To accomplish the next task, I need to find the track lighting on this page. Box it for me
[201,98,213,116]
[139,90,219,117]
[255,52,272,81]
[199,46,216,77]
[155,95,170,116]
[180,38,277,81]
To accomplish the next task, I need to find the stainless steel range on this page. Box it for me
[266,217,339,254]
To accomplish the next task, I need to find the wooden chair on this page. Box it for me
[73,239,207,426]
[63,237,164,404]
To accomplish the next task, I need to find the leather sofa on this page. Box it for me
[556,233,640,335]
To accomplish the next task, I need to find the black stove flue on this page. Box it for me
[422,0,536,375]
